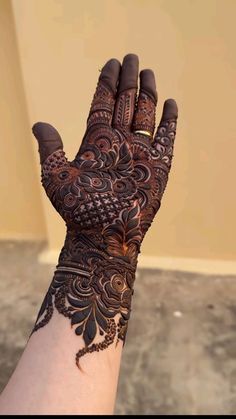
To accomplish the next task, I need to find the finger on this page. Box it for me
[152,99,178,169]
[158,98,178,122]
[132,69,157,138]
[87,58,121,128]
[113,53,139,131]
[32,122,67,165]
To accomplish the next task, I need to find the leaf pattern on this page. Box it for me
[103,202,142,258]
[32,78,177,367]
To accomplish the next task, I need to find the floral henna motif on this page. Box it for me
[32,52,177,372]
[33,116,177,367]
[34,240,135,368]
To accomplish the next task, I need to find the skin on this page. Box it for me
[0,54,178,415]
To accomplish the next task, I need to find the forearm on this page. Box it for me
[0,311,122,414]
[0,233,136,414]
[0,52,178,415]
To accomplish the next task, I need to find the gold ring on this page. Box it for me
[134,130,152,138]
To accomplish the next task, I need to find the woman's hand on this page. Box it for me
[32,54,178,368]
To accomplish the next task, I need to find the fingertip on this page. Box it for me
[32,121,42,137]
[163,99,178,120]
[32,122,63,164]
[32,122,45,141]
[140,68,155,78]
[32,122,62,141]
[123,53,139,63]
[106,58,121,69]
[140,69,157,104]
[118,53,139,92]
[99,58,121,93]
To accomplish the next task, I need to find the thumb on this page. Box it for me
[32,122,64,164]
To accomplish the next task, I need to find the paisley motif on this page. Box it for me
[33,79,177,368]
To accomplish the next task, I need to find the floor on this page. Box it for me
[0,241,236,414]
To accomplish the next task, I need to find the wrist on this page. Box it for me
[58,229,139,270]
[57,228,137,336]
[33,228,139,367]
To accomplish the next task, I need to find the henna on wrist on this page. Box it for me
[34,230,137,367]
[32,54,178,369]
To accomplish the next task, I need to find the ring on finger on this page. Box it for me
[133,129,153,139]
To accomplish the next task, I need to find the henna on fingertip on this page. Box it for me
[32,54,178,368]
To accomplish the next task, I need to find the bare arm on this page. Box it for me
[0,53,178,415]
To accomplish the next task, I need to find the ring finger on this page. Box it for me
[132,69,157,139]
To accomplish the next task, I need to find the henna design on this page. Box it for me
[33,115,176,367]
[35,238,135,367]
[132,92,156,135]
[32,57,177,368]
[87,82,115,128]
[113,89,137,128]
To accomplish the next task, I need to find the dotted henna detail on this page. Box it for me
[76,319,116,369]
[113,89,136,128]
[87,82,115,128]
[33,228,136,366]
[33,89,177,368]
[133,92,156,135]
[41,149,69,179]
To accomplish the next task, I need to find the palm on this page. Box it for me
[32,54,178,366]
[41,100,176,242]
[34,54,177,252]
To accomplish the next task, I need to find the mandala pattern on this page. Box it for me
[33,80,177,368]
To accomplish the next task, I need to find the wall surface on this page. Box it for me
[0,0,46,240]
[6,0,236,261]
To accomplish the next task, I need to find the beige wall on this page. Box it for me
[2,0,236,260]
[0,0,46,240]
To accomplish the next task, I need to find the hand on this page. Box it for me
[32,54,178,367]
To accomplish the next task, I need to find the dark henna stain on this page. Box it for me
[132,92,156,135]
[32,76,177,368]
